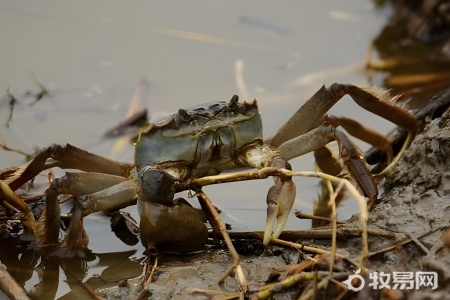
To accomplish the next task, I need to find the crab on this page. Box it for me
[1,83,418,256]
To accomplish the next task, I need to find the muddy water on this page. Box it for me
[0,1,391,298]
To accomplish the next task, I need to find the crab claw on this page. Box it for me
[264,176,296,245]
[236,140,296,246]
[137,166,208,253]
[137,166,176,205]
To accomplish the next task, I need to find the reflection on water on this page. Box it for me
[0,0,393,298]
[0,241,140,299]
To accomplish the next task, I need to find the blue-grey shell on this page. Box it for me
[134,97,262,177]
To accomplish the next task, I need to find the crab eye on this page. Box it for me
[229,95,240,114]
[138,167,175,204]
[178,109,191,122]
[229,95,239,105]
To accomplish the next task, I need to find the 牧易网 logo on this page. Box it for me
[342,269,438,291]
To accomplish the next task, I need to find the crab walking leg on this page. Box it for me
[236,139,296,245]
[268,84,418,171]
[46,144,133,176]
[39,174,137,248]
[313,146,343,176]
[66,180,137,215]
[318,115,394,163]
[333,129,378,209]
[69,179,136,248]
[5,144,133,192]
[63,180,137,250]
[279,125,378,209]
[277,127,334,161]
[52,172,129,196]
